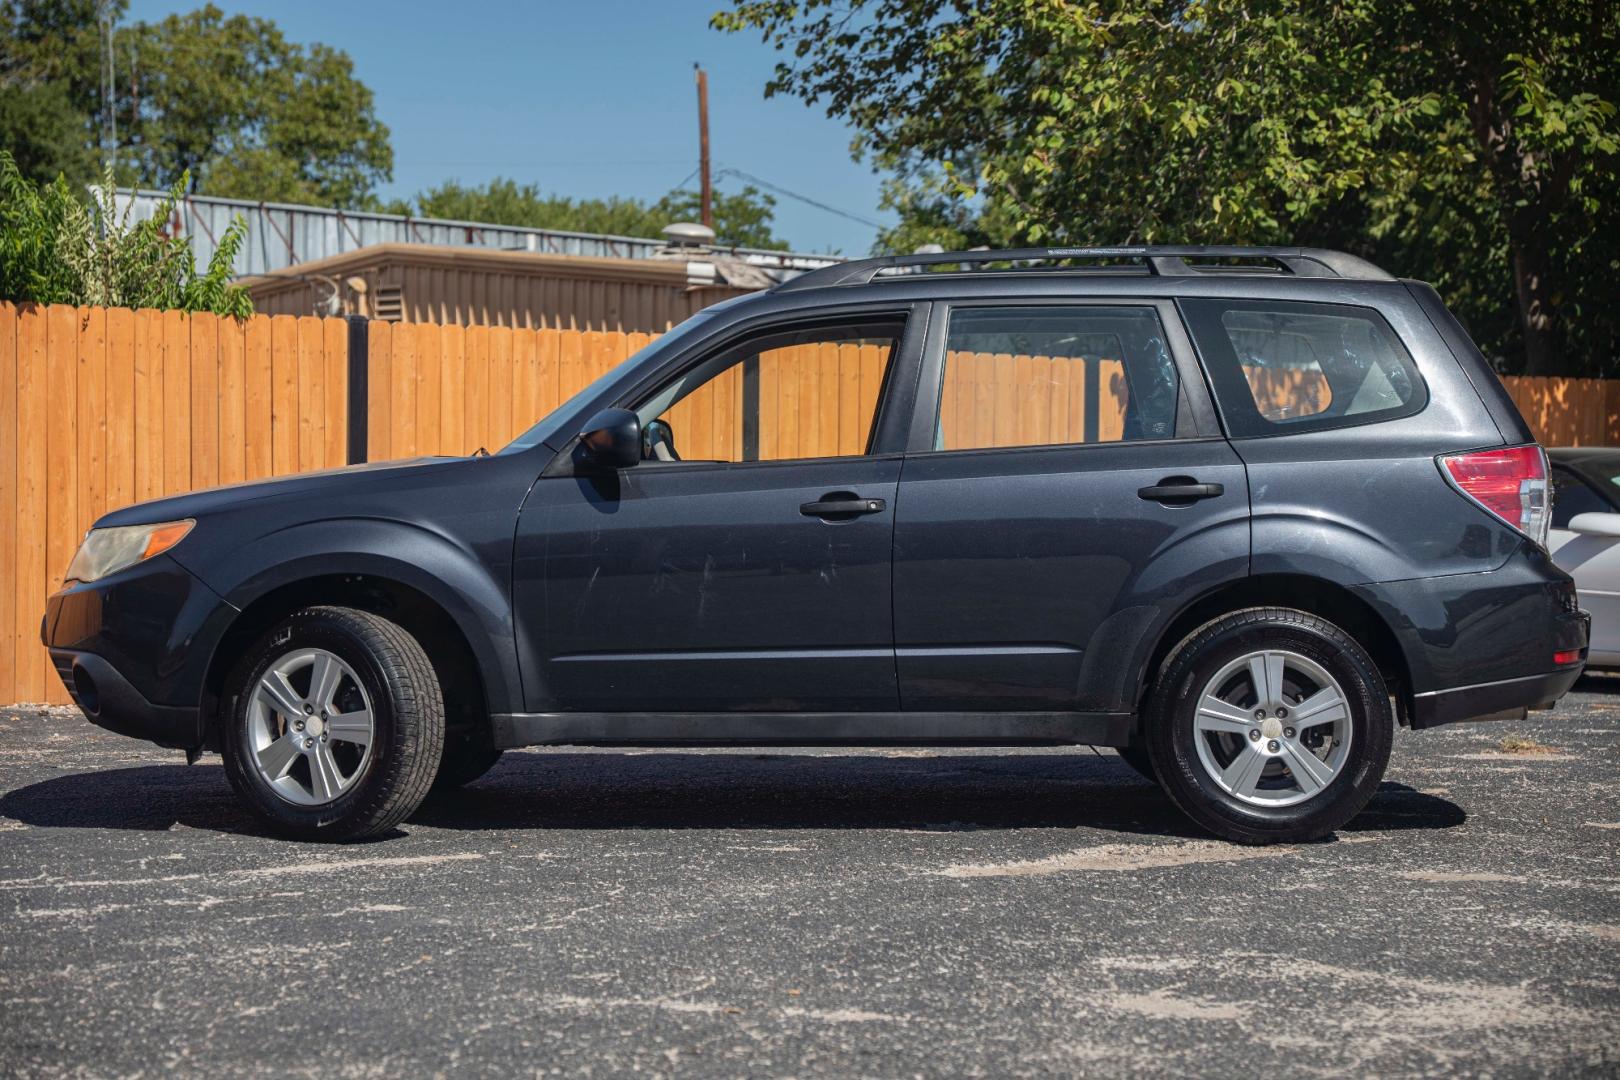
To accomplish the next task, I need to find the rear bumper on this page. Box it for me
[1352,542,1588,728]
[1410,664,1584,730]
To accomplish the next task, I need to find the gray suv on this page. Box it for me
[43,246,1589,843]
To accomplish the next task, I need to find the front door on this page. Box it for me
[892,302,1250,712]
[515,313,914,713]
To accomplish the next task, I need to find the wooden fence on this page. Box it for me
[3,299,1619,706]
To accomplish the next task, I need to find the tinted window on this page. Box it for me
[635,320,899,463]
[932,306,1179,451]
[1180,299,1425,437]
[1552,467,1612,527]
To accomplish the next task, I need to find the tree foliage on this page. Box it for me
[0,1,392,208]
[390,177,789,249]
[0,150,251,315]
[716,0,1620,375]
[119,6,392,207]
[0,0,104,188]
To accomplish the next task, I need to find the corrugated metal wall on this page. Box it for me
[114,189,841,280]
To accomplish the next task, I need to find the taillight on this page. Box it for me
[1438,444,1550,547]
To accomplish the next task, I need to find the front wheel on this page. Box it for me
[1145,607,1392,845]
[221,606,445,841]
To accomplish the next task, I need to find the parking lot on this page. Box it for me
[1,683,1617,1077]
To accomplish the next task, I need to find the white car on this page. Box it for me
[1548,447,1620,668]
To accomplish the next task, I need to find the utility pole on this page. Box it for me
[694,63,713,230]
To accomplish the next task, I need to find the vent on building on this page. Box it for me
[373,285,404,322]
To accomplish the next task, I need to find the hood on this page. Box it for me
[95,456,472,528]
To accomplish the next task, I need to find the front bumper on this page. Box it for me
[48,649,201,748]
[42,554,236,750]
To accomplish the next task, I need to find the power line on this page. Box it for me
[672,165,702,192]
[716,167,885,230]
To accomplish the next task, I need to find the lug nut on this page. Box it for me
[1248,729,1261,741]
[1254,708,1267,720]
[320,733,328,742]
[293,720,304,731]
[1267,739,1280,752]
[303,703,315,714]
[1276,707,1289,719]
[1284,727,1296,739]
[304,737,315,749]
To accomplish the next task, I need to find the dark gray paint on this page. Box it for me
[41,257,1587,751]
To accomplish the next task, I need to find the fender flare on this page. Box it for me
[180,518,524,715]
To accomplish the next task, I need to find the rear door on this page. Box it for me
[891,300,1249,712]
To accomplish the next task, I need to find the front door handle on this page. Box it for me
[1138,478,1225,504]
[801,493,887,518]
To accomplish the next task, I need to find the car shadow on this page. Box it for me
[0,750,1465,841]
[1573,672,1620,694]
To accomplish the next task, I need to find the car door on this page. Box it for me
[891,300,1249,712]
[514,307,924,714]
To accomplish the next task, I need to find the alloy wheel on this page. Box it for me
[1191,649,1353,807]
[246,648,375,806]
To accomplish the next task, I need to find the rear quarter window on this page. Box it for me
[1179,298,1426,437]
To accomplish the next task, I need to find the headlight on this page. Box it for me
[64,520,194,584]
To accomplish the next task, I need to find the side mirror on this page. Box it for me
[1568,512,1620,538]
[577,408,641,470]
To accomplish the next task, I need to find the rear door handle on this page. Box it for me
[1138,478,1224,504]
[800,494,887,518]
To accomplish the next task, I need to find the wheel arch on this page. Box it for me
[200,569,508,749]
[1134,574,1414,728]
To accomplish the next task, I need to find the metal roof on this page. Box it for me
[114,189,844,281]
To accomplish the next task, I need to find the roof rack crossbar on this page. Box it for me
[775,245,1392,291]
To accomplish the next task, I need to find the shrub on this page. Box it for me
[0,150,253,317]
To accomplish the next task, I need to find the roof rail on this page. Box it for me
[774,245,1393,291]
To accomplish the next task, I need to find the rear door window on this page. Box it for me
[1180,299,1425,437]
[929,305,1181,451]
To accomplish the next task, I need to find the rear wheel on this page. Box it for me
[222,606,444,841]
[1145,607,1391,844]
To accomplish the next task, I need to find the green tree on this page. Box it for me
[0,0,108,188]
[715,0,1619,375]
[1,2,391,207]
[118,6,392,207]
[397,176,788,249]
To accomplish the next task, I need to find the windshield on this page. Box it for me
[499,313,717,454]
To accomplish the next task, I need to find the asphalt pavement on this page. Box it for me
[2,681,1617,1077]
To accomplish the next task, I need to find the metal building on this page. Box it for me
[114,189,841,281]
[242,242,760,333]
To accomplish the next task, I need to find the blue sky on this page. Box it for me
[121,0,892,254]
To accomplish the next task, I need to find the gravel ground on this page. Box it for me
[1,682,1617,1078]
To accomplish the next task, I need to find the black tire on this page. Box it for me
[1145,607,1392,845]
[1114,745,1159,785]
[221,606,444,841]
[433,735,503,790]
